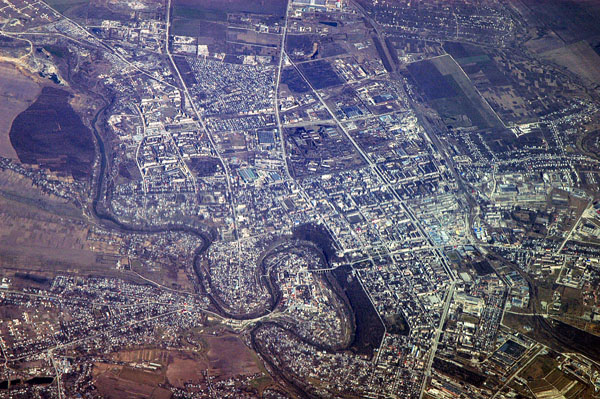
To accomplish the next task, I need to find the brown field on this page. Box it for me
[93,363,172,399]
[166,355,207,388]
[542,41,600,86]
[112,347,209,388]
[228,27,280,46]
[0,62,41,159]
[130,257,193,292]
[119,367,166,386]
[0,169,144,283]
[99,341,267,393]
[546,369,573,392]
[520,354,558,381]
[205,334,261,377]
[517,354,592,399]
[111,348,171,364]
[175,269,194,291]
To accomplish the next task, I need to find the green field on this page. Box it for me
[171,5,228,38]
[430,55,503,129]
[408,55,504,130]
[173,5,227,22]
[456,55,490,64]
[44,0,87,13]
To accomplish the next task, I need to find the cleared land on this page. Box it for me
[518,353,594,399]
[173,0,287,20]
[0,63,41,159]
[542,41,600,86]
[430,55,504,129]
[298,59,345,90]
[97,338,267,394]
[407,55,504,129]
[9,86,95,180]
[204,335,262,377]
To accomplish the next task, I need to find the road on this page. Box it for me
[419,282,455,399]
[274,0,293,181]
[133,104,148,194]
[556,199,591,254]
[49,350,63,399]
[283,33,465,395]
[490,344,543,399]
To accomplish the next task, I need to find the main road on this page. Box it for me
[419,282,455,399]
[274,0,293,181]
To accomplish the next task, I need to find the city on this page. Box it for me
[1,0,600,398]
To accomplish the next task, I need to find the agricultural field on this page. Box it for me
[298,59,345,90]
[517,353,596,399]
[0,193,119,276]
[0,167,158,286]
[92,362,172,399]
[45,0,163,22]
[407,55,504,130]
[171,15,226,40]
[9,87,95,181]
[204,335,263,377]
[227,28,280,47]
[96,336,269,395]
[517,0,600,44]
[0,63,41,159]
[43,0,88,14]
[173,0,287,19]
[443,41,560,125]
[541,41,600,86]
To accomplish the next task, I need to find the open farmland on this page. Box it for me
[9,87,95,181]
[298,59,345,90]
[0,63,41,159]
[407,55,504,129]
[92,363,172,399]
[542,41,600,86]
[204,335,262,377]
[173,0,287,19]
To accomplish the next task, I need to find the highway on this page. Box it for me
[49,350,63,399]
[271,1,346,249]
[283,39,463,397]
[274,0,293,181]
[490,344,543,399]
[419,281,455,399]
[556,199,591,254]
